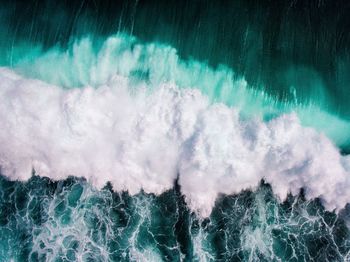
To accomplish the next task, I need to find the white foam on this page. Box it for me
[0,68,349,217]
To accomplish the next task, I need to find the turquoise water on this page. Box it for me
[1,0,350,261]
[1,0,349,116]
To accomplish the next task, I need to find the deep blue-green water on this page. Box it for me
[1,176,350,261]
[1,0,350,261]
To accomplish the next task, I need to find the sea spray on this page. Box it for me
[1,34,350,148]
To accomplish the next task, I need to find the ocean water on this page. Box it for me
[0,0,350,261]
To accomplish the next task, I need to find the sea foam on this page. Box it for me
[0,68,349,216]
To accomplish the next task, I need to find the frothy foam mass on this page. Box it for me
[1,68,349,217]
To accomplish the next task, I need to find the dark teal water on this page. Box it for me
[1,176,350,261]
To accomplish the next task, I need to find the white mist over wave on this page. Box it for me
[0,68,350,217]
[6,34,350,148]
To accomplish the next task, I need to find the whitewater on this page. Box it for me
[1,60,350,217]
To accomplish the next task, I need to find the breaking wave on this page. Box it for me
[1,67,350,217]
